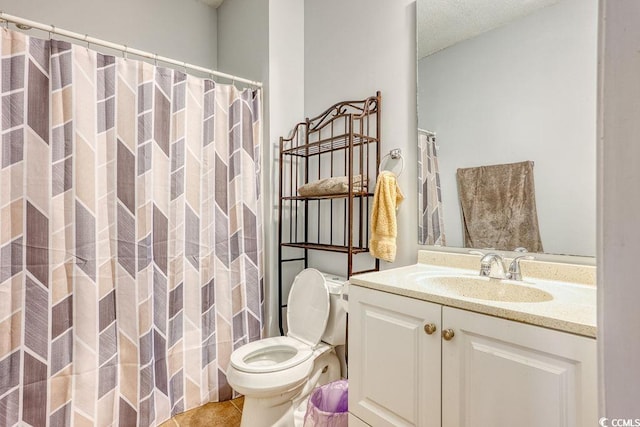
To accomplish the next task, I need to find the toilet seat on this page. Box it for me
[230,269,330,374]
[226,341,334,399]
[230,336,313,373]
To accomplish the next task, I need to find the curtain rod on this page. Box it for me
[0,12,263,88]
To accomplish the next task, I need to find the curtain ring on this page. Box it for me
[84,33,89,49]
[123,45,128,61]
[49,25,54,40]
[183,61,188,74]
[154,53,158,66]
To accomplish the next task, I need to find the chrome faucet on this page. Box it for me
[507,255,534,281]
[470,250,536,281]
[478,253,508,279]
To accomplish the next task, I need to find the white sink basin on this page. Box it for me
[423,275,553,303]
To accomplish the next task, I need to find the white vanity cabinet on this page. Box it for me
[348,285,597,427]
[348,285,442,427]
[441,306,597,427]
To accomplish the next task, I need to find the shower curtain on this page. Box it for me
[0,29,263,426]
[418,130,445,245]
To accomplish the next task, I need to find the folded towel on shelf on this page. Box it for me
[297,175,368,197]
[456,160,543,252]
[370,171,404,262]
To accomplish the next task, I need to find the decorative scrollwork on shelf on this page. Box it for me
[307,95,379,132]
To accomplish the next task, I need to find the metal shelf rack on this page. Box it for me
[277,92,381,334]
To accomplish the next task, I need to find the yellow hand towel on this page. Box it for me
[370,171,404,262]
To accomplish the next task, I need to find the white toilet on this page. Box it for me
[226,268,347,427]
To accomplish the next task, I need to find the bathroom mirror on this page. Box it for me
[416,0,597,257]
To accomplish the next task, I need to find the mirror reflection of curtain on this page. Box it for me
[418,130,446,245]
[0,29,263,426]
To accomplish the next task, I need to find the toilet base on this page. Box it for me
[240,392,297,427]
[239,349,341,427]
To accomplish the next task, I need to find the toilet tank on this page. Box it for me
[321,273,348,346]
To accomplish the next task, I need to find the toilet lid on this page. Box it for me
[287,268,330,347]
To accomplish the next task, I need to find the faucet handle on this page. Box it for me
[477,252,505,277]
[508,255,534,281]
[469,250,492,276]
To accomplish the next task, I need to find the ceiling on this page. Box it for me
[202,0,559,56]
[417,0,561,59]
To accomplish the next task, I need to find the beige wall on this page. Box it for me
[0,0,217,69]
[598,0,640,418]
[304,0,418,275]
[217,0,268,83]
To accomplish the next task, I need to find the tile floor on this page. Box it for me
[159,396,244,427]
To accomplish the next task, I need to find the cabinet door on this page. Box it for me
[442,307,597,427]
[349,286,441,427]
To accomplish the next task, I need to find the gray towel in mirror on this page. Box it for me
[456,160,543,252]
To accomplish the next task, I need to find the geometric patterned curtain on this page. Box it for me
[418,129,445,245]
[0,29,263,426]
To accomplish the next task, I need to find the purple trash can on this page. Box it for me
[303,380,349,427]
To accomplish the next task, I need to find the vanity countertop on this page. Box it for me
[349,262,597,338]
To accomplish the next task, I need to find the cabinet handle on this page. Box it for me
[424,323,437,335]
[442,329,455,341]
